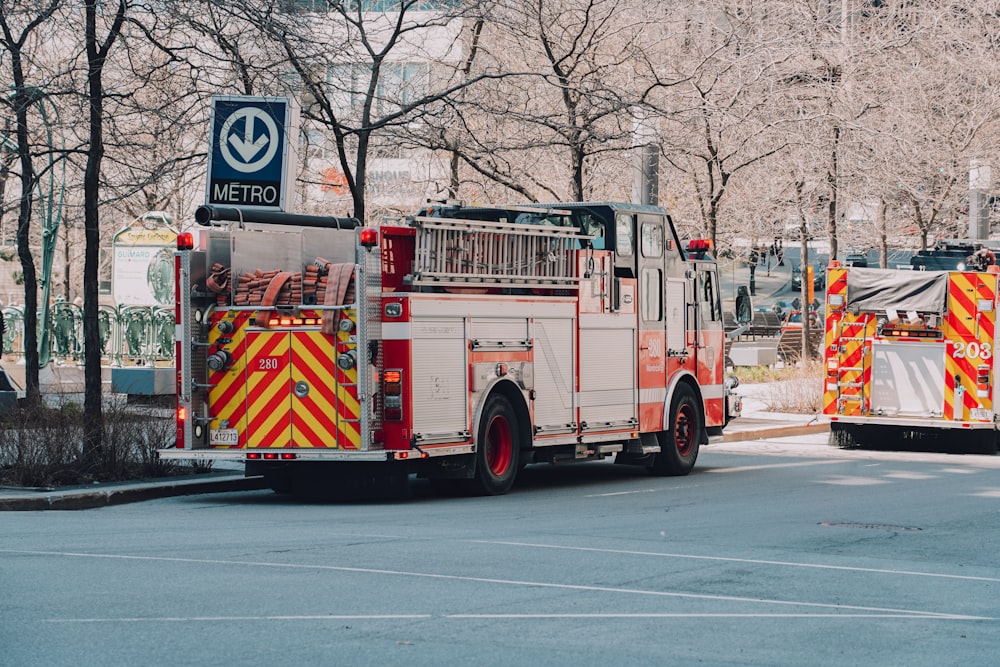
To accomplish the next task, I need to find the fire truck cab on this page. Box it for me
[162,201,739,498]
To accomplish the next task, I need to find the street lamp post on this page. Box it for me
[10,86,65,368]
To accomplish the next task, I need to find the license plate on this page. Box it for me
[969,408,992,421]
[210,428,239,445]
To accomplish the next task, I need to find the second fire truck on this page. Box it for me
[160,201,740,497]
[823,254,1000,454]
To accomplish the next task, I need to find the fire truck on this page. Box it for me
[823,258,1000,454]
[160,201,740,497]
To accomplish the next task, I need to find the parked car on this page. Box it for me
[844,253,868,267]
[791,264,826,291]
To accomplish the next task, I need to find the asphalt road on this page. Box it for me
[3,435,999,666]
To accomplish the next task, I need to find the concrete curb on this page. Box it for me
[722,422,830,443]
[0,475,267,511]
[1,421,831,510]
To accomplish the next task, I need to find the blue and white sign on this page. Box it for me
[206,96,299,211]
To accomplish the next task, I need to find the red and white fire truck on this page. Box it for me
[160,202,740,497]
[823,258,1000,453]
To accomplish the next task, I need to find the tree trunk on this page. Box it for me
[8,64,42,407]
[878,198,888,270]
[81,0,127,455]
[827,124,840,262]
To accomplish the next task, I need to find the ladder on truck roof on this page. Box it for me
[408,215,591,290]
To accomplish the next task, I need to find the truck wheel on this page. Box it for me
[468,394,520,495]
[649,384,701,476]
[264,469,293,495]
[830,423,860,449]
[967,431,998,455]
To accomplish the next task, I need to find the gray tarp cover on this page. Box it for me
[845,267,949,314]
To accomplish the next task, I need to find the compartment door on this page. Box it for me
[245,331,292,448]
[870,341,946,418]
[291,330,357,449]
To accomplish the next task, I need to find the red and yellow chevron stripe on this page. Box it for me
[834,314,874,416]
[822,311,840,416]
[246,329,292,448]
[823,268,876,417]
[944,272,996,421]
[207,311,251,448]
[207,308,361,450]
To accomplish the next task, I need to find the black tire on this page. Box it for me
[830,423,860,449]
[259,465,293,494]
[965,431,998,455]
[427,477,468,497]
[649,383,701,476]
[468,394,520,495]
[291,463,410,502]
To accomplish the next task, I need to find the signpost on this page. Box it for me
[206,96,299,211]
[110,212,178,396]
[112,212,177,307]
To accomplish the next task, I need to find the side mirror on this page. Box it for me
[735,286,752,324]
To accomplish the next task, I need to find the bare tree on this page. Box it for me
[80,0,127,454]
[434,0,646,203]
[848,0,1000,251]
[0,0,62,407]
[183,1,501,222]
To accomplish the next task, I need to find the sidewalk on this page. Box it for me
[0,388,827,510]
[721,385,829,442]
[0,470,268,511]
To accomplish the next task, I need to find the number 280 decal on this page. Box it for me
[255,356,284,371]
[952,340,993,360]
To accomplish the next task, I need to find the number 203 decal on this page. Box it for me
[953,341,993,360]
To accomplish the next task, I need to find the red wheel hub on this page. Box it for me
[486,414,513,475]
[674,404,694,456]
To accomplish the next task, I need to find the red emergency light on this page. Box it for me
[360,227,379,248]
[688,239,712,251]
[177,232,195,250]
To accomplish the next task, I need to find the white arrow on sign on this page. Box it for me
[219,107,280,174]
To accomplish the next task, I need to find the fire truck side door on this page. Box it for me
[636,214,668,431]
[694,265,722,357]
[695,264,725,425]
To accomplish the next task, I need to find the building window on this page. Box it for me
[328,62,428,115]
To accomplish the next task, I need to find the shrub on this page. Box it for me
[0,396,201,488]
[737,361,824,414]
[764,362,823,413]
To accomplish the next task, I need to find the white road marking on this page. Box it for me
[46,612,988,623]
[883,471,937,480]
[817,475,888,485]
[584,488,663,497]
[2,549,984,620]
[707,459,847,473]
[447,612,980,620]
[47,615,429,623]
[475,541,1000,583]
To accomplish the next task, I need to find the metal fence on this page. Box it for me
[1,303,175,366]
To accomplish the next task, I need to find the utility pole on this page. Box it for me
[969,160,990,241]
[631,108,658,207]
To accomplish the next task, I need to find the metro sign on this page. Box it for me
[206,96,299,211]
